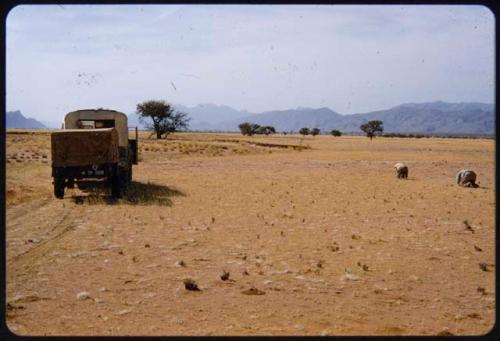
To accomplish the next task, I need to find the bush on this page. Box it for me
[239,122,261,136]
[311,128,320,136]
[299,127,310,136]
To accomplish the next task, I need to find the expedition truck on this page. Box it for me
[51,109,138,199]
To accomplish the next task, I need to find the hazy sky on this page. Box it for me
[6,4,495,122]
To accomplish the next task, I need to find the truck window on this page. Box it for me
[77,119,116,129]
[78,120,95,129]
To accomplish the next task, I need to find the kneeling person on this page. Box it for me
[394,162,408,179]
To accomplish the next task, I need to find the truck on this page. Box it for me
[51,109,138,199]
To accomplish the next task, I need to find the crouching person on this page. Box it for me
[456,169,478,188]
[394,162,408,179]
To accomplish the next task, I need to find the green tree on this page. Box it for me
[136,100,190,139]
[299,127,310,136]
[360,120,384,140]
[330,129,342,137]
[239,122,261,136]
[257,126,276,135]
[311,128,320,136]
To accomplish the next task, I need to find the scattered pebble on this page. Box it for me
[357,262,369,271]
[175,260,186,267]
[116,309,132,315]
[474,245,483,252]
[340,273,359,282]
[479,262,493,272]
[437,330,454,336]
[477,287,487,295]
[467,313,481,319]
[463,220,474,233]
[183,278,200,291]
[76,292,91,301]
[241,287,265,295]
[220,270,230,281]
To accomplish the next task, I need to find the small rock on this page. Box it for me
[242,270,249,276]
[220,270,230,281]
[116,309,131,315]
[474,245,483,252]
[340,273,359,281]
[479,262,493,272]
[463,220,474,233]
[477,287,487,295]
[183,278,200,291]
[241,287,265,295]
[175,260,186,267]
[144,244,150,248]
[76,292,91,301]
[467,313,481,319]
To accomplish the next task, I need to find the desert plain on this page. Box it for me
[5,130,496,336]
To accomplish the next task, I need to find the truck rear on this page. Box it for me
[51,109,138,199]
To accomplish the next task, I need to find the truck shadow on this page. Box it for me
[71,181,185,206]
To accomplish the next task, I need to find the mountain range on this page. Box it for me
[7,101,495,135]
[6,111,47,129]
[171,101,495,135]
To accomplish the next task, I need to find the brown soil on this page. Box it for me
[6,131,495,336]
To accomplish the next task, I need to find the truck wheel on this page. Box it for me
[54,177,65,199]
[66,178,75,188]
[111,175,122,199]
[127,164,132,183]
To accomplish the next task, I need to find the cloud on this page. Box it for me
[6,4,494,121]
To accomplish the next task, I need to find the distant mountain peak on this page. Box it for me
[7,110,47,129]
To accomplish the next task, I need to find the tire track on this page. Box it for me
[7,202,79,266]
[6,196,53,228]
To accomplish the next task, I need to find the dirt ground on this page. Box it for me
[5,131,495,336]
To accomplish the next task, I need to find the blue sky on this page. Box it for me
[6,4,495,123]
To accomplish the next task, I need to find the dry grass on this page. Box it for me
[137,133,311,160]
[5,130,495,336]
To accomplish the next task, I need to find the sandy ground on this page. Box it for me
[5,131,495,336]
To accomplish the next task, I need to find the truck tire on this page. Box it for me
[54,177,65,199]
[111,165,126,199]
[127,164,132,183]
[66,178,75,188]
[111,174,122,198]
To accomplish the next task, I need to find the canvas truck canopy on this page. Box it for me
[51,128,119,167]
[64,109,129,147]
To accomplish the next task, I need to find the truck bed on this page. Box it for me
[51,128,119,167]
